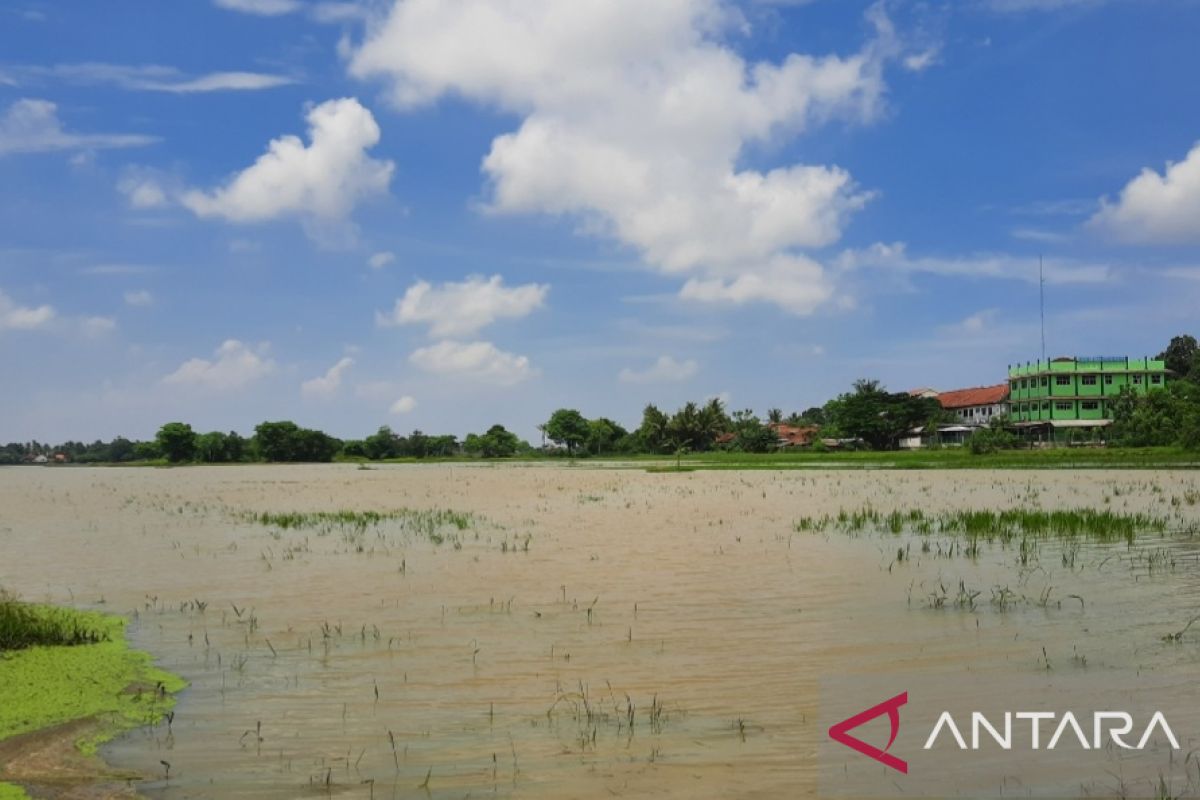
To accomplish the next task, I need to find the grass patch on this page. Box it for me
[0,592,110,650]
[0,596,185,754]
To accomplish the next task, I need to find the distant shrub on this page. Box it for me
[969,426,1017,455]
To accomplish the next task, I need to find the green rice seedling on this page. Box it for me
[809,507,1169,549]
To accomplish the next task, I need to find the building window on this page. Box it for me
[1021,379,1028,388]
[1082,401,1099,411]
[1082,375,1097,386]
[1104,375,1114,385]
[1041,402,1050,410]
[1041,377,1049,387]
[1133,375,1143,385]
[1010,381,1017,391]
[1056,376,1071,386]
[1151,375,1162,385]
[1056,401,1073,411]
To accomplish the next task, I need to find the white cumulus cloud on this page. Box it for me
[118,176,168,209]
[181,97,394,224]
[301,356,354,397]
[123,289,154,307]
[214,0,302,14]
[164,340,276,390]
[367,251,395,269]
[0,288,55,331]
[390,395,417,414]
[80,316,117,338]
[349,0,901,314]
[409,339,535,385]
[0,98,157,156]
[1090,142,1200,245]
[377,274,548,337]
[23,63,294,94]
[618,355,699,384]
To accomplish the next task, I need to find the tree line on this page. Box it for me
[4,334,1198,465]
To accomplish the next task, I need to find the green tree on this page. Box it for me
[1188,350,1200,383]
[636,404,670,453]
[545,408,590,455]
[290,428,341,462]
[254,421,301,462]
[697,398,729,450]
[425,435,459,457]
[667,401,701,450]
[1158,334,1198,377]
[586,417,628,455]
[826,380,939,450]
[800,406,827,426]
[196,431,231,463]
[729,409,776,453]
[408,430,430,459]
[364,426,401,460]
[767,408,783,424]
[1111,382,1198,448]
[156,422,197,463]
[341,439,368,458]
[108,437,135,462]
[465,424,521,458]
[133,441,161,461]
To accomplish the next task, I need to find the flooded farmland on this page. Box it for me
[3,464,1200,799]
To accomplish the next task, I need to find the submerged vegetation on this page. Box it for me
[796,507,1171,545]
[249,507,475,533]
[247,507,481,549]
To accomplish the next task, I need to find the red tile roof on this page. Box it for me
[938,384,1009,409]
[768,423,820,446]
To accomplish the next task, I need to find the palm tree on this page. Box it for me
[767,408,783,424]
[697,398,729,450]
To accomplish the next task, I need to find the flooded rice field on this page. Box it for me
[3,465,1200,798]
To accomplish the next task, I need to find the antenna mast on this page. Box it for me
[1039,255,1046,363]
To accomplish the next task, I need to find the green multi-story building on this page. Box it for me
[1007,356,1169,423]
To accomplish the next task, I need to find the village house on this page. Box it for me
[900,384,1011,448]
[938,384,1011,427]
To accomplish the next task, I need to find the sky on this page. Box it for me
[2,0,1199,444]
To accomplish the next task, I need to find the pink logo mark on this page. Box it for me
[828,691,908,774]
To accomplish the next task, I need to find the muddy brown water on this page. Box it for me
[2,465,1200,799]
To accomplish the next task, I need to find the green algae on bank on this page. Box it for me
[0,782,29,799]
[0,604,185,755]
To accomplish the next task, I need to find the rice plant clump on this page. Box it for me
[246,507,478,546]
[794,508,1168,545]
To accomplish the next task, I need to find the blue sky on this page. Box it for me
[2,0,1199,443]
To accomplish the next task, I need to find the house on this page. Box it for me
[937,384,1010,427]
[769,423,820,448]
[898,384,1009,449]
